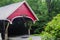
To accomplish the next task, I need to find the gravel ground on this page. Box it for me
[0,33,41,40]
[9,35,41,40]
[0,33,2,40]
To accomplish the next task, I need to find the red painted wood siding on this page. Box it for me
[7,3,37,22]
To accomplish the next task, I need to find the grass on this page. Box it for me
[28,37,32,40]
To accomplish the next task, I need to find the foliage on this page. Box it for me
[28,37,32,40]
[40,32,55,40]
[45,14,60,39]
[0,0,23,7]
[33,34,40,36]
[27,0,60,33]
[27,0,49,33]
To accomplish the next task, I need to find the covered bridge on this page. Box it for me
[0,1,38,37]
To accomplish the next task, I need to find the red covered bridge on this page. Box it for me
[0,1,39,38]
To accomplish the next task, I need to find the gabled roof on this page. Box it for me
[0,1,24,20]
[0,1,39,21]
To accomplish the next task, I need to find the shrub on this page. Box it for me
[40,32,55,40]
[45,14,60,39]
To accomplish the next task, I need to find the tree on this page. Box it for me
[24,20,33,36]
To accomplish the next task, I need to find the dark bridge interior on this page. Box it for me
[8,17,33,37]
[8,17,28,37]
[0,17,34,37]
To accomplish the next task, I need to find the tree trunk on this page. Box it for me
[28,29,30,36]
[28,26,31,37]
[46,0,51,13]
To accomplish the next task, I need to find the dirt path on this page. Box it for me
[0,34,41,40]
[9,35,41,40]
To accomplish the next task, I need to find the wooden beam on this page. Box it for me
[5,22,10,40]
